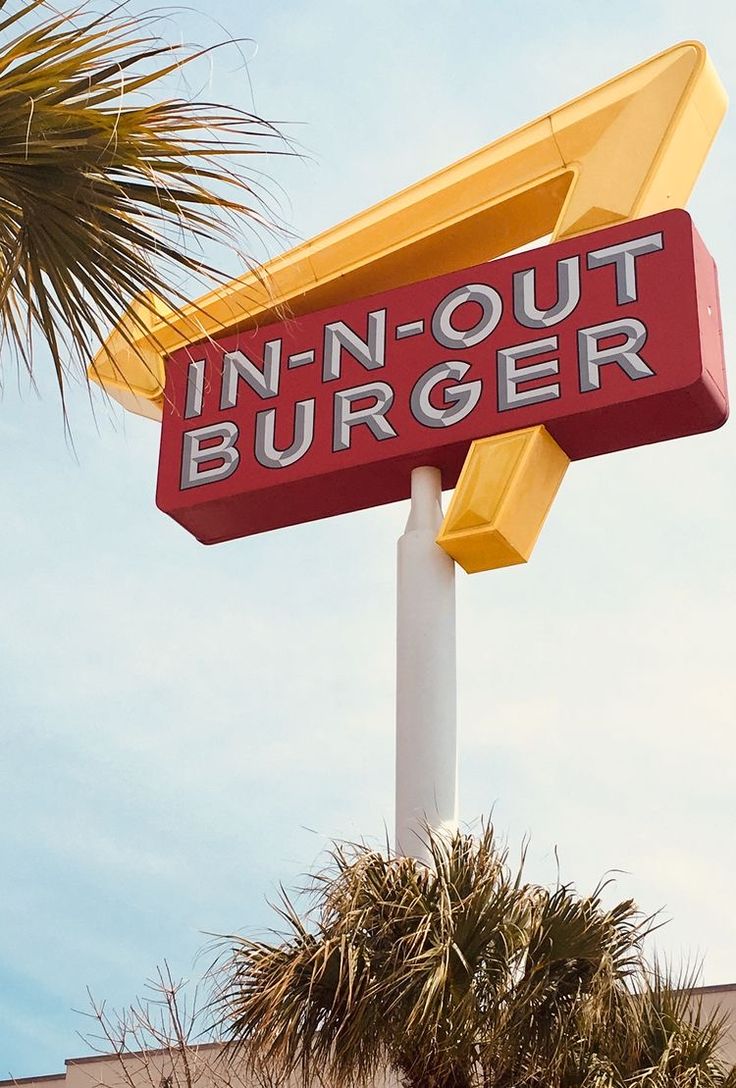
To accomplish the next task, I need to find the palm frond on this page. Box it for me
[617,966,736,1088]
[0,0,286,409]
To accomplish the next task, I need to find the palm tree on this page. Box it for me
[217,827,736,1088]
[0,0,282,411]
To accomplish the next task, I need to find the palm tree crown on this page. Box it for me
[218,828,736,1088]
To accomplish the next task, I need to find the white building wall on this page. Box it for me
[5,987,735,1088]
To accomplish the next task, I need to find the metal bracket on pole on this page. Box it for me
[395,466,457,862]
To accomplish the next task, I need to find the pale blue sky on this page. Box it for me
[1,0,735,1077]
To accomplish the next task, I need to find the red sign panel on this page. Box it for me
[157,210,727,544]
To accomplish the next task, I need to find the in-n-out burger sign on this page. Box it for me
[156,210,727,544]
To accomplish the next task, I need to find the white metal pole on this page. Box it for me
[395,466,457,862]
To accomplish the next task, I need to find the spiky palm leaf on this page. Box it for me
[217,827,735,1088]
[0,0,282,409]
[618,972,736,1088]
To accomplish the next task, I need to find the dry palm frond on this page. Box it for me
[616,967,736,1088]
[0,0,285,410]
[215,826,736,1088]
[71,828,734,1088]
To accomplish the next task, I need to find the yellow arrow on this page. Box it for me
[90,40,726,419]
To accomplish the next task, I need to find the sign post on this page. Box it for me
[396,467,457,861]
